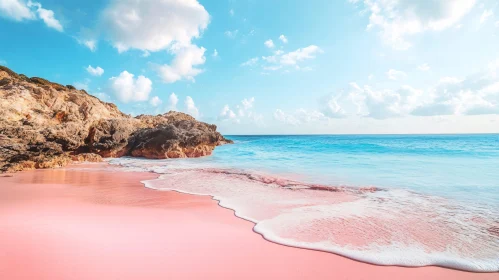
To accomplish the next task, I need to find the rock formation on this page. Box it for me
[0,66,232,172]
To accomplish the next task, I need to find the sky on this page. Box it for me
[1,0,499,134]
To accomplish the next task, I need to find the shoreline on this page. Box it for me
[1,163,497,280]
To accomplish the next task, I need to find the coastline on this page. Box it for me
[0,163,496,280]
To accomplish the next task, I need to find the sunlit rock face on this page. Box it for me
[0,66,232,172]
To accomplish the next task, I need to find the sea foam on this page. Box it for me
[108,158,499,272]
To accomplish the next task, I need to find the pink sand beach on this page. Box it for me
[0,163,496,280]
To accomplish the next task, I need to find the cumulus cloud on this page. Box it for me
[156,43,206,83]
[279,34,288,43]
[0,0,62,31]
[264,39,275,48]
[212,49,218,57]
[276,58,499,123]
[322,94,347,118]
[185,96,199,118]
[168,93,179,110]
[387,69,407,80]
[0,0,34,21]
[219,97,259,124]
[347,84,423,119]
[411,72,499,116]
[86,65,104,76]
[101,0,208,53]
[274,109,300,125]
[149,96,162,107]
[219,105,238,122]
[99,0,209,83]
[109,71,152,103]
[351,0,476,49]
[27,1,62,32]
[350,62,499,118]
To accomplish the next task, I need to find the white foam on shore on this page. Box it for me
[108,158,499,272]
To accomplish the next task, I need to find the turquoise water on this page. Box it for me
[203,134,499,206]
[110,134,499,272]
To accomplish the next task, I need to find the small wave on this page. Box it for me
[109,158,499,272]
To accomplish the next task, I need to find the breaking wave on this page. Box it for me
[106,158,499,272]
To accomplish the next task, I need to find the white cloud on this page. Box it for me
[296,109,327,123]
[149,96,162,107]
[274,109,300,125]
[109,71,152,103]
[280,45,323,65]
[225,30,239,38]
[279,34,288,43]
[244,45,322,73]
[218,97,258,124]
[219,105,238,122]
[343,62,499,118]
[156,43,206,83]
[80,39,97,51]
[27,1,63,32]
[212,49,218,57]
[496,21,499,27]
[168,92,179,110]
[264,39,275,48]
[352,0,476,49]
[76,28,98,51]
[86,65,104,76]
[274,108,327,125]
[418,63,431,71]
[100,0,209,83]
[185,96,199,118]
[241,57,259,67]
[0,0,34,21]
[101,0,208,53]
[387,69,407,80]
[241,97,255,110]
[322,95,347,118]
[0,0,62,31]
[411,70,499,116]
[480,10,493,24]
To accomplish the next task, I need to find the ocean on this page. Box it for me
[108,134,499,272]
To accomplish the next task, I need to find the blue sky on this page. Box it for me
[1,0,499,134]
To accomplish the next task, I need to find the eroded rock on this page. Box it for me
[0,66,232,172]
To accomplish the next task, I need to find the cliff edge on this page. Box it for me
[0,66,232,172]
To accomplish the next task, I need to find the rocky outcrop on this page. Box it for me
[0,66,232,172]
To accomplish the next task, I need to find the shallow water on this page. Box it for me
[108,134,499,272]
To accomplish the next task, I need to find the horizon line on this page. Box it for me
[223,132,499,136]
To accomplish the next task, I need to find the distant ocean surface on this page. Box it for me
[108,134,499,272]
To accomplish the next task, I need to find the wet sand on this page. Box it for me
[0,163,496,280]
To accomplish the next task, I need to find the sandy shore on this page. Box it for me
[0,163,496,280]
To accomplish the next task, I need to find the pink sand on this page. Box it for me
[0,164,496,280]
